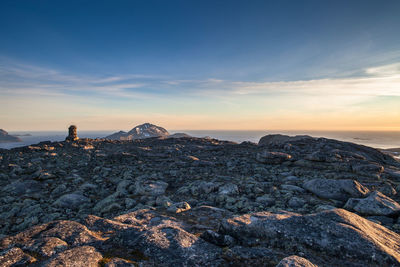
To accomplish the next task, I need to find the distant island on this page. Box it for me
[13,133,32,137]
[0,129,22,143]
[105,122,190,140]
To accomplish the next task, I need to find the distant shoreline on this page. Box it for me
[1,130,399,150]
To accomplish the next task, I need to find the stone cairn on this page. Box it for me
[66,125,79,141]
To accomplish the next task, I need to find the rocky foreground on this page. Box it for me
[0,134,400,266]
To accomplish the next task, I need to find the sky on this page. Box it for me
[0,0,400,131]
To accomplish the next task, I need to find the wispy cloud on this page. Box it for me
[0,60,163,99]
[1,58,399,101]
[0,58,399,129]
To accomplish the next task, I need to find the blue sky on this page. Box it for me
[1,0,400,130]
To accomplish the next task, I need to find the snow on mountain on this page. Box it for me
[105,123,169,140]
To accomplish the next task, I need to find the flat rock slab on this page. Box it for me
[220,208,400,266]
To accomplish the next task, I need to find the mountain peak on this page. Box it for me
[106,123,169,140]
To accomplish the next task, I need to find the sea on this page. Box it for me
[1,130,400,150]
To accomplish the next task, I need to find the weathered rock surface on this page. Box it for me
[0,247,35,266]
[44,246,102,267]
[1,208,399,266]
[220,209,400,266]
[0,133,399,266]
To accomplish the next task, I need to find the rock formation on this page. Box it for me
[0,134,400,266]
[65,125,79,141]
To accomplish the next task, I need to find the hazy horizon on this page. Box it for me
[2,128,400,150]
[1,1,400,131]
[5,128,400,133]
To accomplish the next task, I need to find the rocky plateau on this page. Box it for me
[1,133,400,266]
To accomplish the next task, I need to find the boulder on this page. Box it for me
[352,163,384,175]
[220,209,400,266]
[303,178,369,201]
[54,193,90,209]
[345,191,400,216]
